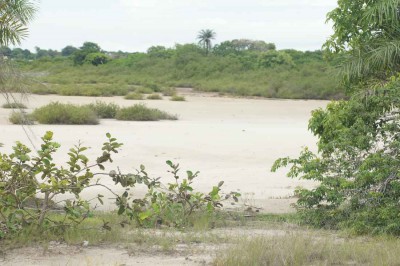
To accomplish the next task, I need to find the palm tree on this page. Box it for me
[197,29,216,54]
[0,0,37,46]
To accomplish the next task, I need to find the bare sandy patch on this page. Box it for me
[0,93,327,213]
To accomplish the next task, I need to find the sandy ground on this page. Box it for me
[1,90,329,265]
[0,90,328,213]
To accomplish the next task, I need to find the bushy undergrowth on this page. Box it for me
[32,102,99,124]
[115,104,177,121]
[18,49,342,100]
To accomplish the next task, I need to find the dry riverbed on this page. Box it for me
[0,90,328,212]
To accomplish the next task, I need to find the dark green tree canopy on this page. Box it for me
[61,45,78,56]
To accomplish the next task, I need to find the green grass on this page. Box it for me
[2,102,27,109]
[115,104,177,121]
[170,95,185,101]
[124,92,144,100]
[147,93,163,100]
[86,101,119,118]
[214,233,400,265]
[4,210,400,266]
[32,102,99,124]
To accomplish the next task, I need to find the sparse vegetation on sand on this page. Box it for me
[115,104,177,121]
[8,111,34,125]
[124,92,144,100]
[86,101,119,118]
[146,93,163,100]
[2,102,27,109]
[32,102,99,124]
[170,95,186,101]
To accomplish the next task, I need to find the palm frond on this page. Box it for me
[367,39,400,71]
[338,39,400,83]
[0,0,37,46]
[364,0,400,27]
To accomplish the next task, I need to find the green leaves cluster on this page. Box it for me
[111,160,240,228]
[0,132,122,237]
[0,132,238,238]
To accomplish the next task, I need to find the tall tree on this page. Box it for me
[0,0,36,46]
[197,29,216,54]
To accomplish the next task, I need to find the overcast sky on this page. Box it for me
[19,0,338,52]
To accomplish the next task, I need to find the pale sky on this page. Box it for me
[19,0,338,52]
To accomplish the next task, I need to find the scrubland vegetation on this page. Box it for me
[2,0,400,264]
[3,40,343,100]
[8,101,177,124]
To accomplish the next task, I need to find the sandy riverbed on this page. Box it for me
[0,90,328,213]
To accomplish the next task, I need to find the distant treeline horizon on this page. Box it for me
[7,38,343,100]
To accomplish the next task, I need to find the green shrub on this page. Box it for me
[0,132,236,238]
[147,93,162,100]
[86,101,119,118]
[124,92,144,100]
[2,102,27,109]
[9,111,34,125]
[161,87,177,96]
[32,102,99,124]
[170,95,186,101]
[115,104,177,121]
[135,86,154,94]
[272,77,400,235]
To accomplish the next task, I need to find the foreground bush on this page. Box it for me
[0,132,237,238]
[32,102,99,124]
[116,104,177,121]
[272,77,400,235]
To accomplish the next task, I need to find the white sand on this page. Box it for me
[0,91,328,213]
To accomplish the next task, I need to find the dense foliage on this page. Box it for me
[273,77,400,234]
[274,0,400,235]
[324,0,400,85]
